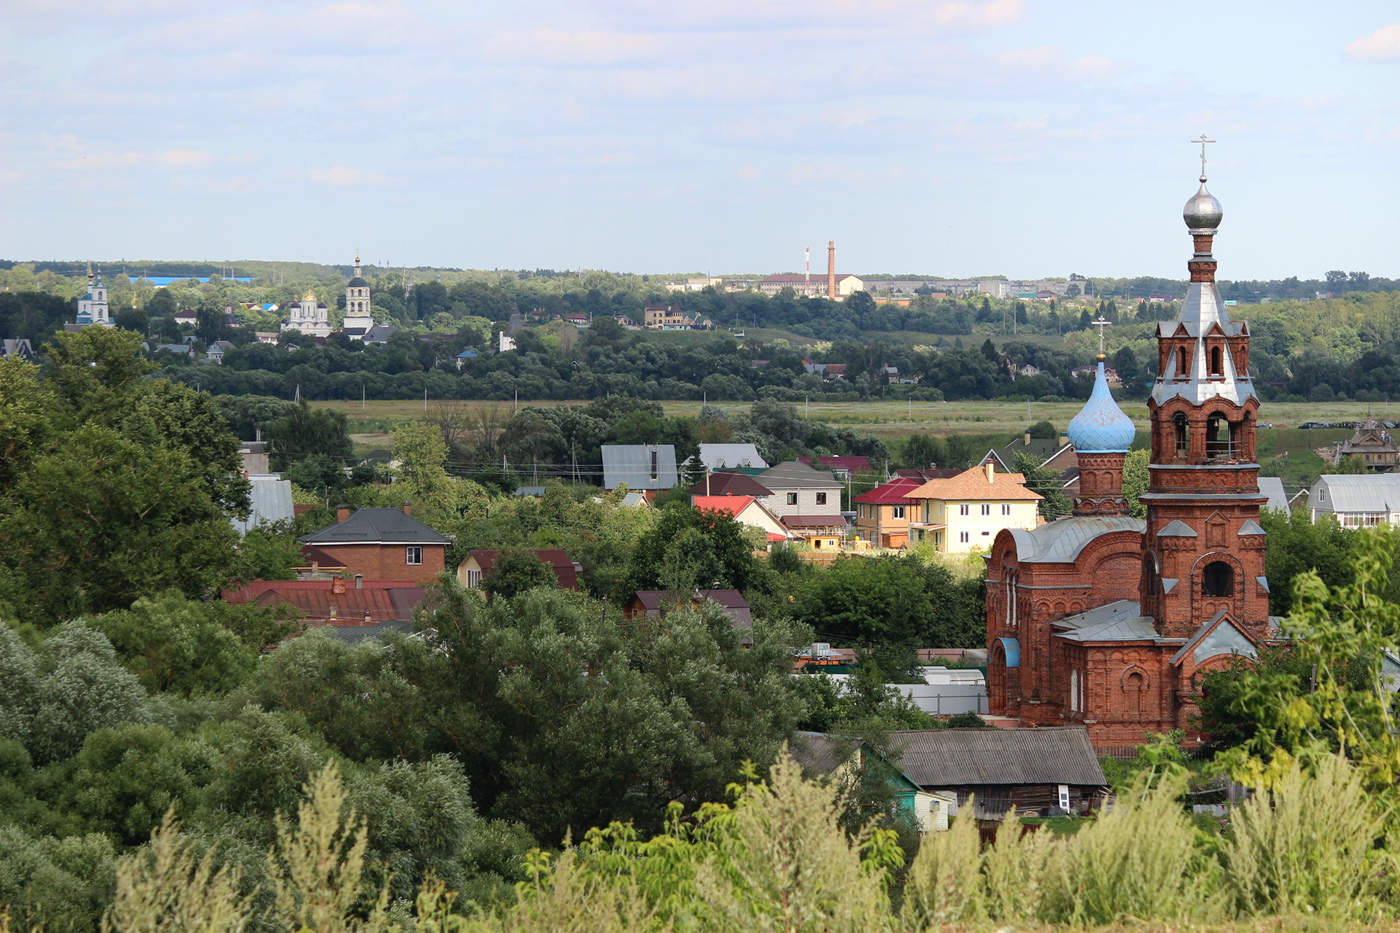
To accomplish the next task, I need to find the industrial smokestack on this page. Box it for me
[827,240,836,299]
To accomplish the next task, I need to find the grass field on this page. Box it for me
[316,397,1391,441]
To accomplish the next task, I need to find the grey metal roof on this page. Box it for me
[758,460,843,490]
[1054,600,1158,643]
[1238,519,1266,535]
[1170,610,1258,667]
[1007,515,1144,564]
[1158,519,1197,537]
[601,444,679,490]
[1308,474,1400,515]
[889,727,1106,788]
[1150,281,1258,408]
[1257,476,1289,514]
[699,443,768,471]
[324,620,414,644]
[233,475,294,535]
[299,507,452,545]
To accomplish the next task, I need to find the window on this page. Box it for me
[1173,412,1189,456]
[1176,346,1188,376]
[406,546,423,565]
[464,568,481,588]
[981,504,990,516]
[1202,560,1233,597]
[1209,345,1223,376]
[959,504,969,516]
[816,492,827,505]
[959,531,969,543]
[786,492,798,506]
[649,449,659,481]
[1002,504,1011,515]
[891,505,905,519]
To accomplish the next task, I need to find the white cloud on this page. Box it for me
[1346,23,1400,61]
[933,0,1024,28]
[159,149,214,168]
[483,28,667,66]
[309,165,387,186]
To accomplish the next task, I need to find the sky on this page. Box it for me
[2,1,1398,280]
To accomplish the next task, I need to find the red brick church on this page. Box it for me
[985,162,1274,745]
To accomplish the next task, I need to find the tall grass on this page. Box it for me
[1221,753,1386,920]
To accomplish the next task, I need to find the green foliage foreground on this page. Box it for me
[23,749,1400,932]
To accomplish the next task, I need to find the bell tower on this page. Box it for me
[1140,148,1268,639]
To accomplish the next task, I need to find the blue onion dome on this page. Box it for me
[1068,361,1136,453]
[1183,178,1223,230]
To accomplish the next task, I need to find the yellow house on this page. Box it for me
[906,462,1041,554]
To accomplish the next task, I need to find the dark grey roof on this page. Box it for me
[299,507,451,545]
[362,324,396,344]
[890,726,1106,788]
[758,460,841,490]
[790,731,855,777]
[347,276,370,288]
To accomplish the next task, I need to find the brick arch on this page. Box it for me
[1191,551,1246,612]
[1120,665,1149,721]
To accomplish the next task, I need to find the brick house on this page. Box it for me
[456,549,581,591]
[297,506,451,586]
[984,170,1274,746]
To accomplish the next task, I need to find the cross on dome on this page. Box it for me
[1192,133,1215,181]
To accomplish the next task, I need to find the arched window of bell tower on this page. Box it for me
[1203,560,1233,597]
[1176,346,1188,376]
[1206,413,1231,460]
[1209,345,1223,376]
[1172,412,1189,456]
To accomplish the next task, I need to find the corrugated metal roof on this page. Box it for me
[300,508,452,545]
[890,726,1106,788]
[1308,474,1400,515]
[1257,476,1289,514]
[602,444,679,490]
[699,443,768,471]
[791,731,855,777]
[233,475,294,534]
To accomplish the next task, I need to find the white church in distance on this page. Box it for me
[74,266,113,327]
[280,255,378,341]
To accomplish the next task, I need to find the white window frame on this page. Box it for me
[786,492,798,506]
[959,504,969,516]
[406,545,423,565]
[981,504,991,516]
[1002,503,1011,516]
[959,531,969,543]
[891,505,905,519]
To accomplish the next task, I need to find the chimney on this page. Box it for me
[985,461,995,483]
[332,576,346,595]
[336,504,351,523]
[827,240,836,300]
[401,502,412,515]
[1023,431,1031,446]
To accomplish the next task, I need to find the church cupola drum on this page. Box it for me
[1141,140,1268,640]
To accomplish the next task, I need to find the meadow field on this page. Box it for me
[314,397,1386,444]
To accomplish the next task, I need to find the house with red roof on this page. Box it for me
[687,470,773,502]
[222,577,427,643]
[456,549,582,591]
[693,495,789,543]
[854,475,925,549]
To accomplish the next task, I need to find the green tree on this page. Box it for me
[483,549,558,600]
[627,505,762,594]
[1013,452,1071,521]
[1122,448,1150,518]
[265,401,353,472]
[392,421,456,514]
[85,591,257,696]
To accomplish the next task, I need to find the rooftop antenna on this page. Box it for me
[804,246,811,294]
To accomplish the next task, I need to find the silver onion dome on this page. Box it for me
[1183,178,1223,231]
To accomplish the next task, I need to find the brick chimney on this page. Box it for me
[332,576,346,595]
[336,504,351,523]
[827,240,836,299]
[401,502,412,516]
